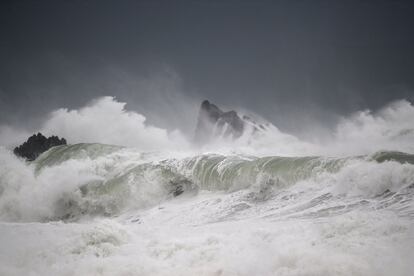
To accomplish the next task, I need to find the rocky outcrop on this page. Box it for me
[194,100,245,144]
[14,133,67,161]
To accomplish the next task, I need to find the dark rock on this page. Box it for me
[13,133,67,161]
[169,177,198,197]
[194,100,245,144]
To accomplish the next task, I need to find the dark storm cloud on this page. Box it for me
[1,0,414,136]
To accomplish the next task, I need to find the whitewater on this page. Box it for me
[0,97,413,276]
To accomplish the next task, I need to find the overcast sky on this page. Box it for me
[1,0,413,136]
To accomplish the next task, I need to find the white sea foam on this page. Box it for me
[40,96,189,150]
[0,98,413,275]
[0,194,412,276]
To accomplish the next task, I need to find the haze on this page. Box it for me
[1,0,414,138]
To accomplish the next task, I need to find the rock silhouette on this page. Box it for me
[13,133,67,161]
[194,100,245,144]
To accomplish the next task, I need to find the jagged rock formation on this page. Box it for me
[13,133,67,161]
[194,100,245,144]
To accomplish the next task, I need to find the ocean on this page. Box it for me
[0,98,413,275]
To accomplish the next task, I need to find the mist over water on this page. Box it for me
[0,96,413,275]
[2,96,413,155]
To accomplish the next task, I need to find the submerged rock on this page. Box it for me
[169,177,198,197]
[13,133,67,161]
[194,100,245,144]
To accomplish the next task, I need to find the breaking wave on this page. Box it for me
[0,143,413,222]
[1,98,414,276]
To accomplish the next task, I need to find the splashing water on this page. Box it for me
[0,97,413,275]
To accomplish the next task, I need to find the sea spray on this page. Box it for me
[0,98,413,275]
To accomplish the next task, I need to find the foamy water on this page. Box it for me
[0,97,413,275]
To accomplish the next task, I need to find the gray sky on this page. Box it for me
[1,0,414,137]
